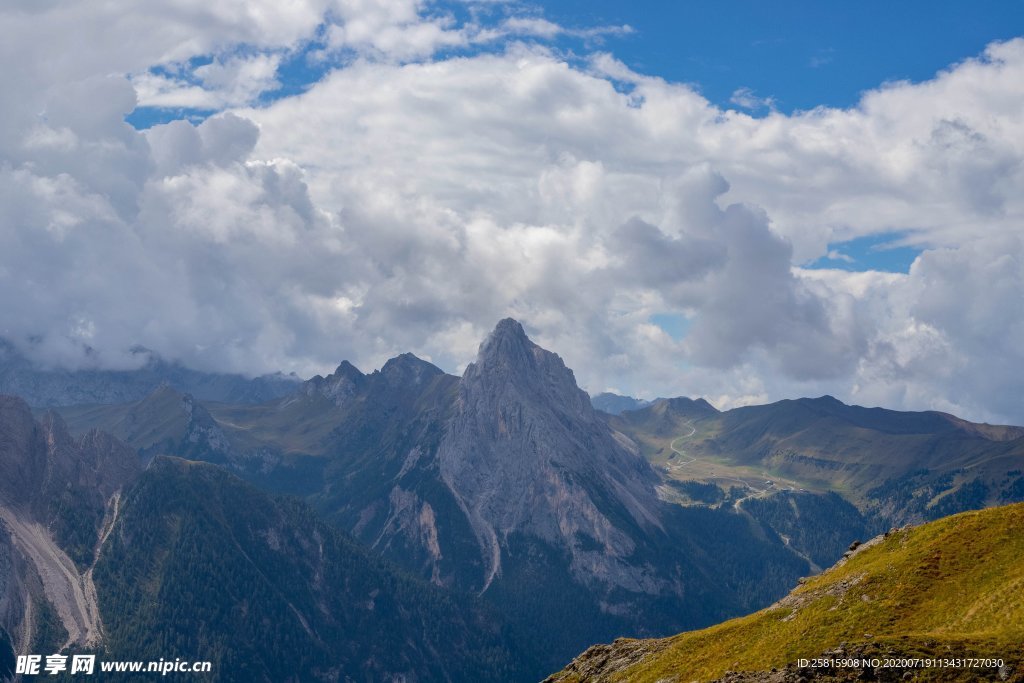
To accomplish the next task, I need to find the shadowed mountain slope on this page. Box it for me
[2,395,537,682]
[95,457,533,682]
[0,395,141,661]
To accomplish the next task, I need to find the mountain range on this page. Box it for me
[50,320,813,671]
[2,319,1023,681]
[606,393,1024,526]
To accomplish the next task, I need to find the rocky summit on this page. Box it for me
[438,318,664,593]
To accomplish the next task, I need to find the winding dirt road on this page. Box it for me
[665,421,776,508]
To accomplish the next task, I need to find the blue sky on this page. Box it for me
[533,0,1024,112]
[128,2,1024,124]
[808,234,923,273]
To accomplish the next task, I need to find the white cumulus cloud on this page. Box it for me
[2,0,1024,425]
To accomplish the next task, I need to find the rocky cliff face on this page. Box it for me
[423,321,809,670]
[296,360,366,407]
[0,396,141,658]
[438,319,664,592]
[0,397,138,516]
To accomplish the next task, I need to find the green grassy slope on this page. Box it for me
[56,384,192,450]
[548,502,1024,682]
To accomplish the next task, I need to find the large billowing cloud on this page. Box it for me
[1,1,1022,423]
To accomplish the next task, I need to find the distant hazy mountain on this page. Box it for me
[610,394,1024,526]
[609,396,719,436]
[0,339,300,407]
[590,392,652,415]
[548,502,1024,682]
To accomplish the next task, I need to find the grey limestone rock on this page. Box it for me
[438,319,665,592]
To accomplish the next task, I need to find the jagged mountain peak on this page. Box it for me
[331,360,364,382]
[379,352,444,386]
[473,318,536,373]
[300,360,365,406]
[466,318,591,416]
[299,353,446,406]
[439,321,663,593]
[490,317,529,341]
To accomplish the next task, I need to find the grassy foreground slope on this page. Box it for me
[548,502,1024,682]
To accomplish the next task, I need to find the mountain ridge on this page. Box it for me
[0,395,141,659]
[0,394,538,681]
[437,318,665,593]
[607,392,1024,525]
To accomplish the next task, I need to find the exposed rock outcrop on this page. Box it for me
[438,320,665,592]
[0,395,141,655]
[296,360,366,407]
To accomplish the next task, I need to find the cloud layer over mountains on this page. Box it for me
[2,1,1023,423]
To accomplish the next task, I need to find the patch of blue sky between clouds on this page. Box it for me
[125,107,210,130]
[522,0,1024,114]
[127,45,329,129]
[650,313,691,341]
[124,1,637,131]
[122,2,1024,133]
[805,234,923,274]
